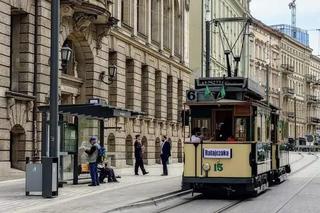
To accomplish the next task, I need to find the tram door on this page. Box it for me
[214,110,233,141]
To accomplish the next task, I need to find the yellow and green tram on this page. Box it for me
[182,77,290,195]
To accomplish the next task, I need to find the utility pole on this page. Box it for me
[205,0,211,77]
[294,96,297,143]
[205,20,211,77]
[266,64,270,105]
[50,0,60,158]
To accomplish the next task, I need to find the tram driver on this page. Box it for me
[190,128,202,143]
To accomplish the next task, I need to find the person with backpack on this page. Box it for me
[85,136,101,186]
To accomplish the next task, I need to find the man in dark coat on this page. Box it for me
[134,134,148,175]
[160,136,171,176]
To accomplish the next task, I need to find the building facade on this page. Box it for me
[0,0,191,173]
[189,0,251,78]
[250,19,320,141]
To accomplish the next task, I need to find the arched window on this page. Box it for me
[174,0,181,56]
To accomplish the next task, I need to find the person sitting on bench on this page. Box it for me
[98,162,119,183]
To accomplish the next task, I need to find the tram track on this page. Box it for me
[208,154,320,213]
[274,153,320,213]
[215,153,319,213]
[289,152,319,176]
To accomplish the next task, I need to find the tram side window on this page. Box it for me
[235,117,248,141]
[192,118,211,140]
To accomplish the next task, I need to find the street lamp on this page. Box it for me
[99,65,117,85]
[61,44,72,71]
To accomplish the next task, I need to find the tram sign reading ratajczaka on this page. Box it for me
[203,148,232,159]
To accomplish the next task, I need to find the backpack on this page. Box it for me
[97,146,106,163]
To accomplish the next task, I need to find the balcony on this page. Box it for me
[308,116,320,124]
[307,95,317,103]
[281,64,294,75]
[282,87,294,96]
[305,74,317,84]
[285,112,295,118]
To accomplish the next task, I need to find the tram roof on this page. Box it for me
[187,99,248,106]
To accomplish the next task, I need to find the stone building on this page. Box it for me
[189,0,251,78]
[0,0,191,173]
[250,19,320,140]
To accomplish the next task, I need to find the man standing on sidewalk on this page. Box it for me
[160,136,171,176]
[134,135,149,175]
[85,136,100,186]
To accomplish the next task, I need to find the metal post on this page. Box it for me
[294,96,297,142]
[266,64,270,105]
[205,20,211,77]
[50,0,60,158]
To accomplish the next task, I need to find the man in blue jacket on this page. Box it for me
[160,136,171,176]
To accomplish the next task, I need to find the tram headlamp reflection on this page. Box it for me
[203,163,211,171]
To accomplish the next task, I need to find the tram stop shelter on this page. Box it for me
[38,100,143,185]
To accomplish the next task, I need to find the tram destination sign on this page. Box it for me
[203,148,232,159]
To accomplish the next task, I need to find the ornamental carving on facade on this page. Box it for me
[73,12,97,33]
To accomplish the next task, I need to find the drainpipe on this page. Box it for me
[32,0,39,159]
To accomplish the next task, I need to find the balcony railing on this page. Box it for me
[308,116,320,124]
[282,87,294,96]
[307,95,317,103]
[305,74,317,83]
[284,111,295,118]
[281,64,294,74]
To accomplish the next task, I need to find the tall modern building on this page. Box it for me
[0,0,191,174]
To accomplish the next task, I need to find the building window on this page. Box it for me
[137,0,147,35]
[121,0,131,27]
[151,0,160,43]
[174,0,181,56]
[163,0,171,49]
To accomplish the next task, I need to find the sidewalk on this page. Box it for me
[0,163,183,213]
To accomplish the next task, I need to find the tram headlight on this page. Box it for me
[203,163,211,172]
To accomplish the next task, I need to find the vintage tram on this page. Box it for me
[182,77,290,195]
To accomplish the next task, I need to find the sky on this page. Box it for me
[250,0,320,55]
